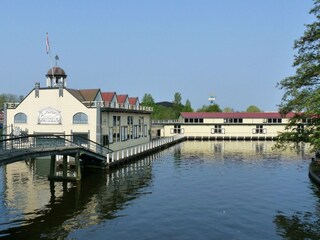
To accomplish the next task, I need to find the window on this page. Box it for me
[175,125,181,133]
[102,135,109,146]
[113,116,121,126]
[211,125,224,134]
[134,125,138,139]
[253,125,266,134]
[73,112,88,124]
[72,133,89,147]
[121,126,128,141]
[185,118,189,123]
[144,125,148,137]
[302,118,312,124]
[109,128,114,144]
[171,125,182,134]
[127,116,133,125]
[267,118,282,124]
[14,113,27,123]
[224,118,243,123]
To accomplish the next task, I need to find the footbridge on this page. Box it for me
[0,135,113,181]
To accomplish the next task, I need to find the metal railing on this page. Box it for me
[0,134,113,160]
[5,101,153,112]
[106,134,185,164]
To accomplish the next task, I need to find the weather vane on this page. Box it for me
[55,55,59,66]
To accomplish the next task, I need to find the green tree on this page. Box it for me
[172,92,183,118]
[246,105,261,112]
[182,99,193,112]
[173,92,182,106]
[141,93,155,107]
[276,0,320,151]
[197,104,222,112]
[223,107,234,112]
[0,94,21,109]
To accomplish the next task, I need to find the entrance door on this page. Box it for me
[72,133,89,147]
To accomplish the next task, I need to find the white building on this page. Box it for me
[154,112,296,140]
[3,67,152,151]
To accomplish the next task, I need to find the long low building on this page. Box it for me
[153,111,296,140]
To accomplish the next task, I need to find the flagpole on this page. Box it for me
[46,32,55,79]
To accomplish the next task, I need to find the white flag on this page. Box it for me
[46,33,50,54]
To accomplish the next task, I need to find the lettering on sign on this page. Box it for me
[38,107,61,124]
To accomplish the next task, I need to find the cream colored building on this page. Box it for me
[154,112,296,140]
[3,67,152,151]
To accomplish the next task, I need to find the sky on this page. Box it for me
[0,0,315,111]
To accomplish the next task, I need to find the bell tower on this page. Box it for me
[46,66,67,88]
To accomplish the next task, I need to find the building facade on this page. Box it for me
[3,67,152,151]
[154,112,296,140]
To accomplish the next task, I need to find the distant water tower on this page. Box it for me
[208,94,216,105]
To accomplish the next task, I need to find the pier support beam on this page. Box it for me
[48,152,82,181]
[49,155,56,178]
[75,152,82,181]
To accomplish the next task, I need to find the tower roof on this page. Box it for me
[46,67,67,77]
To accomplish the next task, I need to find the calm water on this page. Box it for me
[0,141,319,239]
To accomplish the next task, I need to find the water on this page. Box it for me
[0,141,319,239]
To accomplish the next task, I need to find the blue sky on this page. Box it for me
[0,0,314,111]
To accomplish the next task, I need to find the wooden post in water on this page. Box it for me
[63,155,68,178]
[49,155,56,179]
[75,152,81,181]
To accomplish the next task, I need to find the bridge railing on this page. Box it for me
[58,135,113,155]
[0,135,113,158]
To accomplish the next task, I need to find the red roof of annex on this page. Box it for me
[180,112,296,119]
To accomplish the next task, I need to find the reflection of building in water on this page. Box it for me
[0,151,165,239]
[177,141,310,159]
[3,160,62,218]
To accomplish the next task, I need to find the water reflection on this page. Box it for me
[0,141,317,239]
[176,140,310,161]
[0,152,163,239]
[274,185,320,239]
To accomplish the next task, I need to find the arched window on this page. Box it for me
[14,112,27,123]
[73,112,88,124]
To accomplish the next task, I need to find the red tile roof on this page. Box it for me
[129,97,138,105]
[102,92,116,102]
[116,94,128,104]
[180,112,296,119]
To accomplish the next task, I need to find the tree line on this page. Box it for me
[0,94,23,110]
[140,92,262,120]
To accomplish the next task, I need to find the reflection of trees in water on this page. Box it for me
[274,211,320,239]
[274,186,320,239]
[0,154,159,239]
